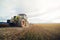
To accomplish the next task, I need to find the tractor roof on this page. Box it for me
[18,14,26,16]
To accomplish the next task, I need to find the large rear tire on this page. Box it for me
[21,19,26,27]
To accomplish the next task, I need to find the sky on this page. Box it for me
[0,0,60,23]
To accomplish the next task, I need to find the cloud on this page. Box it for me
[0,0,60,23]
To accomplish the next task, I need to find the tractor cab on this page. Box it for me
[18,14,27,19]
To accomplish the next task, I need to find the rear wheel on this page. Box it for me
[21,19,26,27]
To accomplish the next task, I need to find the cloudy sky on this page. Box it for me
[0,0,60,23]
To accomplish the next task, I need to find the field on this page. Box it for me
[0,23,60,40]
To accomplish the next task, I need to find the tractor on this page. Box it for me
[7,14,29,27]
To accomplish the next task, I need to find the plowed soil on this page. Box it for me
[0,23,60,40]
